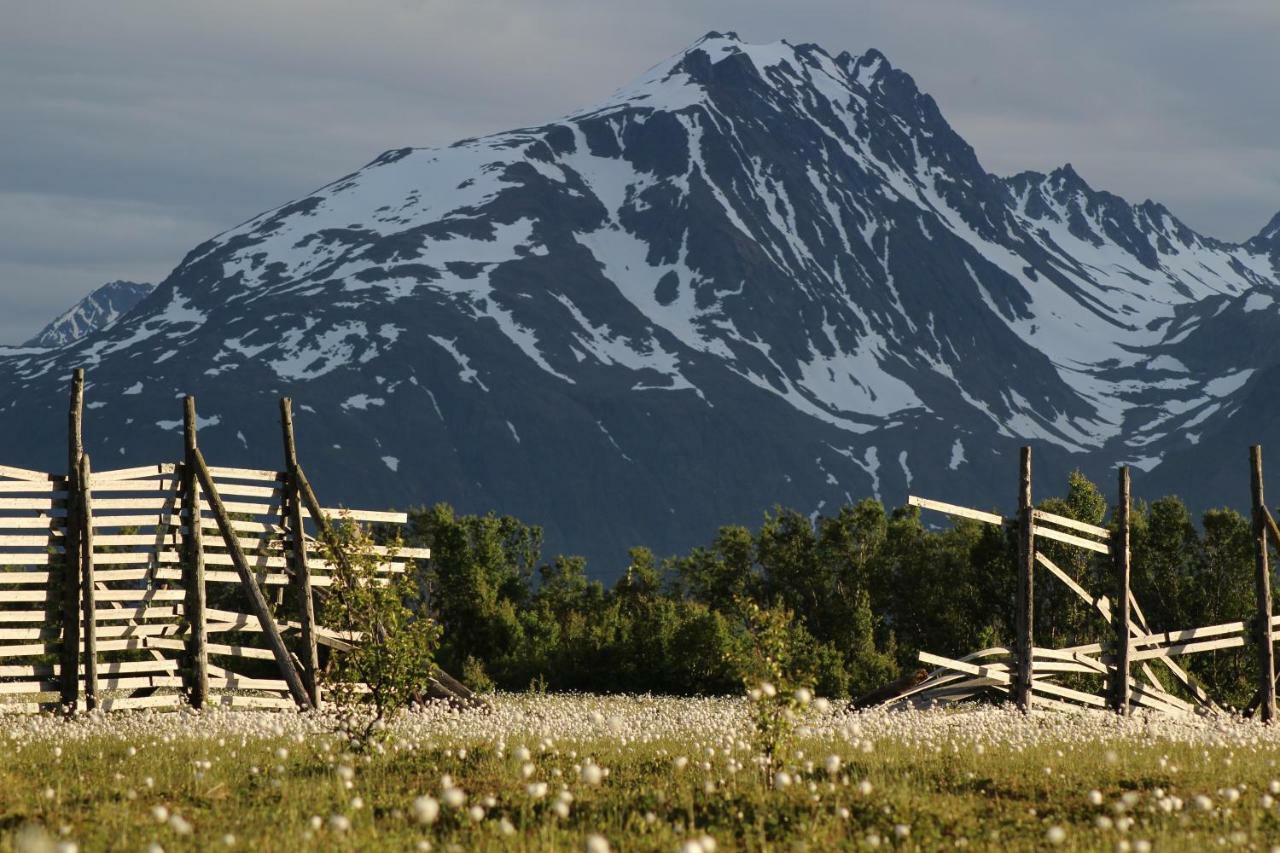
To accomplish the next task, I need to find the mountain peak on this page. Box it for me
[23,279,154,348]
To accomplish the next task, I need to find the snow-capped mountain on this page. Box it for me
[24,280,155,348]
[1,32,1277,574]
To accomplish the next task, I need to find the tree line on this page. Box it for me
[404,471,1270,709]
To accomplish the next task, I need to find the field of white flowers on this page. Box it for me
[4,694,1280,851]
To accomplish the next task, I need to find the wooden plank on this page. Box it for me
[212,694,295,710]
[1033,508,1111,540]
[907,495,1004,526]
[88,514,182,529]
[207,481,280,499]
[0,610,56,623]
[307,507,408,525]
[0,533,64,545]
[1130,620,1246,648]
[0,498,60,510]
[84,481,179,494]
[1131,635,1247,661]
[93,534,182,547]
[192,447,311,709]
[99,694,183,711]
[0,680,60,695]
[90,464,178,482]
[0,642,60,657]
[91,498,180,511]
[1034,524,1111,554]
[95,589,187,602]
[0,518,66,530]
[205,642,277,661]
[207,465,284,483]
[0,482,66,494]
[0,464,56,482]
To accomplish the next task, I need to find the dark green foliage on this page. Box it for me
[403,476,1277,707]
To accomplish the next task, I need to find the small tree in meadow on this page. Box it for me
[729,599,816,772]
[318,515,442,744]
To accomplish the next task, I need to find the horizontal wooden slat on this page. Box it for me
[0,465,57,482]
[0,610,54,624]
[0,680,58,695]
[0,554,54,566]
[0,590,55,603]
[0,641,58,657]
[1033,509,1111,540]
[207,482,280,499]
[907,496,1005,526]
[206,642,276,661]
[94,533,182,547]
[1130,620,1246,648]
[0,518,65,530]
[91,463,177,482]
[87,481,179,494]
[305,507,408,524]
[210,693,295,709]
[95,589,186,602]
[0,483,65,495]
[207,465,283,483]
[1131,635,1247,661]
[96,675,186,690]
[209,675,289,691]
[0,628,59,641]
[95,637,184,654]
[92,606,180,623]
[0,498,60,510]
[0,533,62,545]
[89,514,181,529]
[1034,525,1111,554]
[99,694,183,711]
[0,571,54,585]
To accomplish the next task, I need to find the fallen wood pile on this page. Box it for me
[870,447,1278,718]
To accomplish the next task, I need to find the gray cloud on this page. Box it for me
[2,0,1276,342]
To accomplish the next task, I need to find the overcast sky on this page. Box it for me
[2,0,1277,344]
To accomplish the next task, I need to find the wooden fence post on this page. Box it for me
[280,398,320,709]
[1112,466,1132,715]
[190,446,311,710]
[1251,445,1276,723]
[1015,446,1034,711]
[60,369,84,710]
[79,452,98,711]
[182,396,209,710]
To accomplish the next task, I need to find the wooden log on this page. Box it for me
[60,368,84,709]
[1253,445,1277,722]
[1113,466,1132,715]
[1264,506,1280,553]
[1131,635,1246,661]
[79,453,98,711]
[1015,446,1034,711]
[1032,508,1111,540]
[280,398,320,708]
[190,446,311,709]
[182,397,209,710]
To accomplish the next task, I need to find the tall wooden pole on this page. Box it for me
[1015,446,1034,711]
[59,369,84,710]
[1251,445,1276,723]
[182,397,209,709]
[1112,466,1132,715]
[79,452,98,711]
[280,398,320,708]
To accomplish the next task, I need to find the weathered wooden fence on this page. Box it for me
[874,446,1280,718]
[0,370,433,713]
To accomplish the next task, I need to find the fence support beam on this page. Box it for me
[1251,445,1276,723]
[190,446,311,710]
[60,369,84,710]
[1112,466,1132,715]
[1015,446,1034,711]
[182,397,209,710]
[79,452,98,711]
[280,397,320,709]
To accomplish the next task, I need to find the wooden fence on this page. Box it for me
[0,370,431,713]
[872,446,1280,718]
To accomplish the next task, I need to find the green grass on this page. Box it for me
[3,695,1280,850]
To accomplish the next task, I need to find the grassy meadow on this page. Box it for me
[3,695,1280,851]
